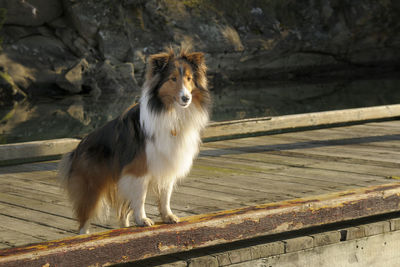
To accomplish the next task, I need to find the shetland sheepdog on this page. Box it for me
[58,48,210,234]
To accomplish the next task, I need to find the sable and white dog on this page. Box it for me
[58,48,210,234]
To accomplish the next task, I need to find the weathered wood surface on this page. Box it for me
[2,104,400,163]
[0,120,400,250]
[204,104,400,139]
[0,138,80,164]
[1,183,400,267]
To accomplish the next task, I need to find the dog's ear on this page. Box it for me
[147,53,171,78]
[183,52,205,69]
[183,52,207,89]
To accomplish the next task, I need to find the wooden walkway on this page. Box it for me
[1,120,400,249]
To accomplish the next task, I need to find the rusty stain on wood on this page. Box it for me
[1,182,400,267]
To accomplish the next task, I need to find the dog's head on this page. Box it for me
[144,48,208,112]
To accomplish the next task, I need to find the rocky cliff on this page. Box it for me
[0,0,399,103]
[0,0,400,143]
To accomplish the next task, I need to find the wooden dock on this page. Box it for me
[1,120,400,246]
[0,105,400,266]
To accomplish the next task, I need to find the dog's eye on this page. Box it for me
[171,77,177,82]
[187,77,192,81]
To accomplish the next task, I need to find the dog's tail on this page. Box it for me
[57,151,74,187]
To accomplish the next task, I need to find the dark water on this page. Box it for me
[1,76,400,144]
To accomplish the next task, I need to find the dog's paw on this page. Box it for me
[162,213,180,224]
[119,219,130,228]
[136,217,154,227]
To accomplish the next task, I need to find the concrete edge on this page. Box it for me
[139,217,400,267]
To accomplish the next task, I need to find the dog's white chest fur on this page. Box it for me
[140,94,208,184]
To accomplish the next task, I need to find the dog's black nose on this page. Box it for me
[181,95,190,103]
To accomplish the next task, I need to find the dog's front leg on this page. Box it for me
[119,175,154,227]
[158,180,179,224]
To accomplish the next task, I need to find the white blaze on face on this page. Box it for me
[179,85,192,108]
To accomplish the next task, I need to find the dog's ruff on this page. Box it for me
[58,47,210,234]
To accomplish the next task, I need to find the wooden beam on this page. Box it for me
[1,104,400,163]
[1,182,400,267]
[204,104,400,139]
[0,138,80,165]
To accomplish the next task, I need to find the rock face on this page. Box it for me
[0,0,399,101]
[0,0,62,26]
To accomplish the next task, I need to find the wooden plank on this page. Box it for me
[264,134,400,162]
[199,144,395,191]
[0,147,344,211]
[0,176,133,216]
[1,156,364,243]
[0,167,220,221]
[328,122,400,135]
[175,184,254,205]
[284,145,400,164]
[190,169,342,196]
[213,141,400,178]
[201,149,400,185]
[0,245,10,250]
[0,119,399,249]
[0,191,73,217]
[1,182,400,267]
[310,161,400,178]
[170,191,247,214]
[2,106,400,164]
[264,126,399,142]
[200,147,322,167]
[194,157,373,189]
[208,132,400,156]
[205,136,400,166]
[272,167,383,186]
[0,185,189,223]
[253,124,400,150]
[283,133,400,151]
[3,177,211,218]
[0,202,80,234]
[187,182,301,203]
[0,192,124,235]
[204,104,400,139]
[0,175,66,198]
[0,161,58,174]
[0,214,72,241]
[179,179,272,202]
[0,229,43,248]
[198,159,383,186]
[0,138,80,163]
[0,190,70,213]
[268,149,400,169]
[196,155,283,173]
[178,177,331,213]
[367,120,400,128]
